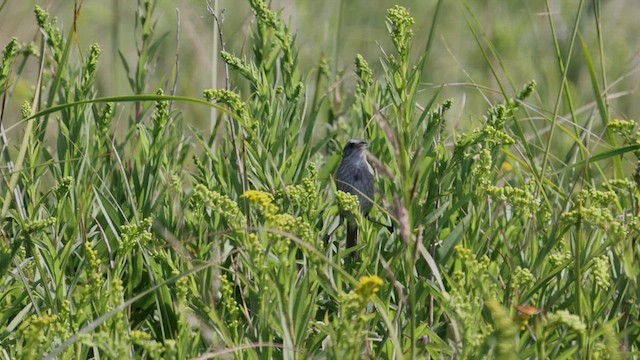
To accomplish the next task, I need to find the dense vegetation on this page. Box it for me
[1,0,638,358]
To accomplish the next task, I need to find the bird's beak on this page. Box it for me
[358,141,368,149]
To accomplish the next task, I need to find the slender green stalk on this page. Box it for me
[540,0,585,178]
[1,2,638,358]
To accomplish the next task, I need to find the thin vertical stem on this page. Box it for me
[574,202,585,354]
[332,0,345,80]
[210,0,219,132]
[540,0,585,178]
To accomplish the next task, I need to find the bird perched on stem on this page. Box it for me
[335,139,375,250]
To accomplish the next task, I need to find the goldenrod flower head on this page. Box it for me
[549,249,572,267]
[249,0,279,28]
[221,51,258,83]
[356,275,384,302]
[242,190,278,215]
[355,54,373,87]
[336,190,360,215]
[516,80,537,101]
[608,119,636,138]
[23,217,57,234]
[129,330,151,343]
[454,245,473,261]
[21,100,32,118]
[120,217,153,252]
[191,184,245,225]
[593,255,611,291]
[471,149,493,190]
[387,5,415,57]
[501,162,513,172]
[547,310,586,333]
[485,300,518,356]
[271,213,296,232]
[512,266,536,290]
[54,176,73,198]
[203,88,251,126]
[242,190,272,205]
[486,184,541,218]
[280,167,319,210]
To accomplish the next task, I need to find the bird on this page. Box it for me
[334,139,375,250]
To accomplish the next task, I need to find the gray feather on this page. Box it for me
[335,139,375,251]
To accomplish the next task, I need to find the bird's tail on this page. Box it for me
[346,221,358,250]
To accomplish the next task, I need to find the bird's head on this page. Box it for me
[342,139,368,159]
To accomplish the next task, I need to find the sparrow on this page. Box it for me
[334,139,375,249]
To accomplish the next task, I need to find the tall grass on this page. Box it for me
[0,0,639,358]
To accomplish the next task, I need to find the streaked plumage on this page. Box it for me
[335,139,374,249]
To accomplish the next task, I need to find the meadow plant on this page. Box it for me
[0,1,639,359]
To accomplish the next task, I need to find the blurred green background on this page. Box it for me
[1,0,639,131]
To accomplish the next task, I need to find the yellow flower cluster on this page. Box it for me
[486,183,543,219]
[512,266,536,290]
[608,119,636,138]
[336,190,360,215]
[119,217,153,252]
[329,275,384,356]
[355,275,384,302]
[242,190,278,215]
[243,190,315,250]
[192,184,245,226]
